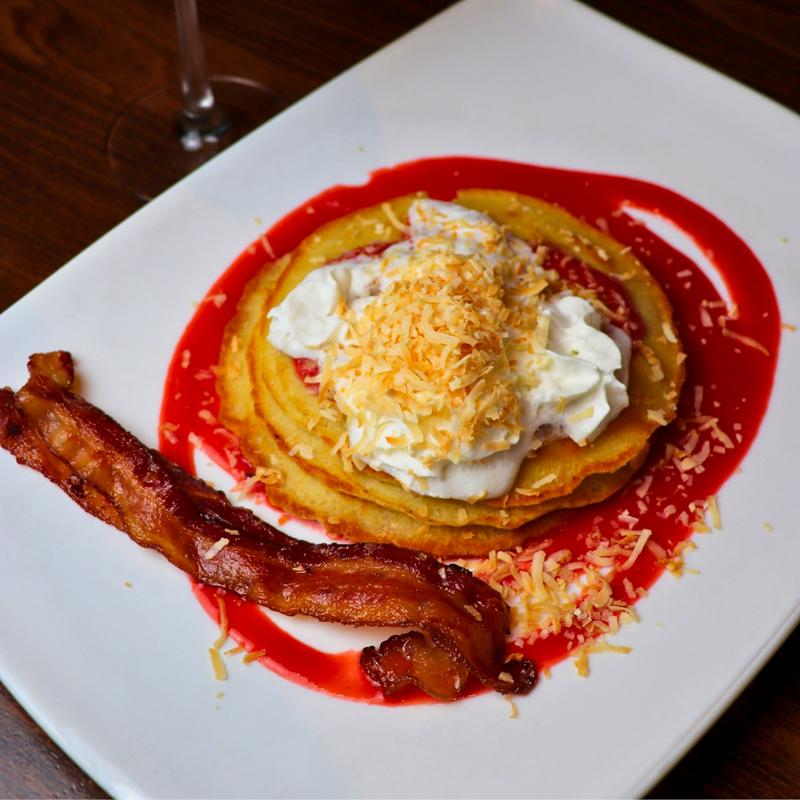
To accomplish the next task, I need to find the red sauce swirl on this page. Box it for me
[159,157,780,704]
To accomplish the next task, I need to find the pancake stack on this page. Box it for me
[218,190,684,556]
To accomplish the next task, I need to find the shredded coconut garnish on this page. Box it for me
[662,322,678,344]
[458,391,727,670]
[317,221,543,466]
[160,422,179,445]
[203,537,230,560]
[707,495,721,529]
[205,293,227,309]
[209,648,227,681]
[504,696,518,718]
[287,443,314,460]
[516,473,557,495]
[720,327,770,356]
[212,596,229,650]
[243,649,268,664]
[636,342,664,382]
[260,234,276,259]
[234,465,284,496]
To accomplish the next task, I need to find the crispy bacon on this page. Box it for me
[0,352,536,701]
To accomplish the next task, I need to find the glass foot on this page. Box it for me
[107,75,282,201]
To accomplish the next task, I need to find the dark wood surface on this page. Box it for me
[0,1,798,797]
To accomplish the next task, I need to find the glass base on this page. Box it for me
[107,76,282,201]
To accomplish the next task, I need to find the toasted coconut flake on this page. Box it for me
[721,326,770,356]
[635,474,653,498]
[198,409,217,425]
[206,293,227,309]
[707,495,721,529]
[504,695,519,719]
[586,642,632,655]
[213,596,229,649]
[260,234,276,259]
[702,418,734,449]
[646,540,668,562]
[258,466,284,485]
[306,414,321,432]
[209,648,227,680]
[517,473,557,496]
[464,604,483,621]
[243,649,268,664]
[160,430,178,445]
[330,431,348,456]
[573,647,590,677]
[622,578,636,600]
[203,537,230,560]
[287,442,314,460]
[637,343,664,382]
[381,202,410,233]
[693,385,704,415]
[619,529,652,571]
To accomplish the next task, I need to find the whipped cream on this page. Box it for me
[267,200,630,501]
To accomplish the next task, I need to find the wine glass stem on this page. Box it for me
[174,0,215,123]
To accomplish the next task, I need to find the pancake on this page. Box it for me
[218,191,684,554]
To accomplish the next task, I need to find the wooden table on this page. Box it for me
[1,1,798,796]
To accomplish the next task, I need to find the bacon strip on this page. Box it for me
[0,352,535,701]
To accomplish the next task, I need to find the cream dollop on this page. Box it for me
[267,200,630,500]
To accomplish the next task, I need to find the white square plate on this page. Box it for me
[1,1,798,796]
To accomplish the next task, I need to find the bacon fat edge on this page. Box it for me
[0,352,536,701]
